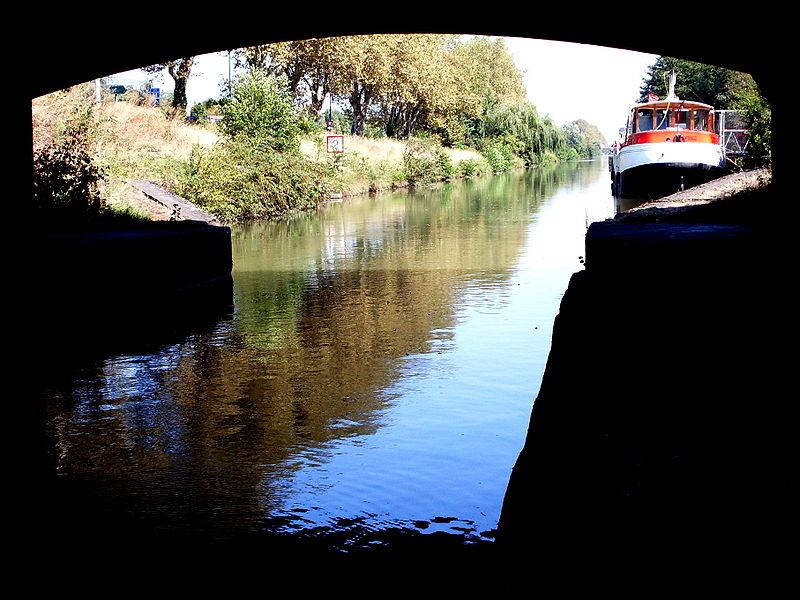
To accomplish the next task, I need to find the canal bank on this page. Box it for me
[496,168,789,576]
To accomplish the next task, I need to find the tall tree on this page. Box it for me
[143,57,195,115]
[443,36,526,145]
[454,36,526,111]
[330,35,393,136]
[269,38,346,117]
[639,56,738,107]
[243,36,389,132]
[481,101,566,165]
[377,34,463,139]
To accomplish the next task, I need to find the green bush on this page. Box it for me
[539,151,561,164]
[738,89,771,169]
[219,70,314,154]
[458,158,488,177]
[435,149,455,182]
[176,139,328,222]
[482,142,515,172]
[402,138,454,185]
[32,104,107,222]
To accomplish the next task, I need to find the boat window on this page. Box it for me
[675,109,689,129]
[636,109,654,132]
[656,108,672,129]
[693,109,710,131]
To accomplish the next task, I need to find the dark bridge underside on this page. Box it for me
[16,10,793,584]
[18,13,777,99]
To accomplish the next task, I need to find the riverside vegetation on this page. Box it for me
[32,86,498,227]
[31,36,608,229]
[31,35,768,229]
[30,82,506,228]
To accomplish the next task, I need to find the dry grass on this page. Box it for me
[32,85,218,158]
[95,101,218,158]
[300,133,481,165]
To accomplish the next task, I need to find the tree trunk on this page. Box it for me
[404,104,423,138]
[168,57,195,115]
[348,83,374,136]
[307,71,330,117]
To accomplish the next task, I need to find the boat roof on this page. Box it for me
[632,98,714,111]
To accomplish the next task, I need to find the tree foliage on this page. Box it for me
[226,34,609,167]
[377,34,461,139]
[730,72,772,168]
[227,34,610,169]
[453,36,526,112]
[238,39,346,117]
[428,36,526,146]
[562,119,606,158]
[480,101,567,165]
[639,56,761,110]
[219,70,314,154]
[235,35,527,141]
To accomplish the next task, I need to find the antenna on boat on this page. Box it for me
[666,70,678,101]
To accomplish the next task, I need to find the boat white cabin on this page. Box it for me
[610,72,728,200]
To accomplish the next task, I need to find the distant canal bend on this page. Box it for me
[37,158,616,551]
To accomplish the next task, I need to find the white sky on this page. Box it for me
[109,37,657,144]
[503,37,657,143]
[109,51,232,108]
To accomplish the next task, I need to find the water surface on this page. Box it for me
[39,159,614,551]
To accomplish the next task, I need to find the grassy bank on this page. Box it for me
[299,134,488,197]
[33,87,491,225]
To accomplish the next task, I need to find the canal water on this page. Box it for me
[37,158,615,553]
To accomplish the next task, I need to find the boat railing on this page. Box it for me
[717,110,750,156]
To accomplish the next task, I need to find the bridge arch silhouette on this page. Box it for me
[15,15,785,195]
[16,11,790,584]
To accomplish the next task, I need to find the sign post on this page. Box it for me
[109,85,126,101]
[326,135,344,154]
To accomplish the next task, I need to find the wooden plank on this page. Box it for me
[128,180,220,225]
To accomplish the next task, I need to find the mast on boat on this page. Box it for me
[665,70,678,102]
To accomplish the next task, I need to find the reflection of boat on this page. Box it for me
[610,71,728,200]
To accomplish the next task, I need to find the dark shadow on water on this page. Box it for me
[34,274,235,374]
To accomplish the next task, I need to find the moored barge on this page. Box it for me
[610,72,728,200]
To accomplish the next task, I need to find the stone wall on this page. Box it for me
[496,202,789,577]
